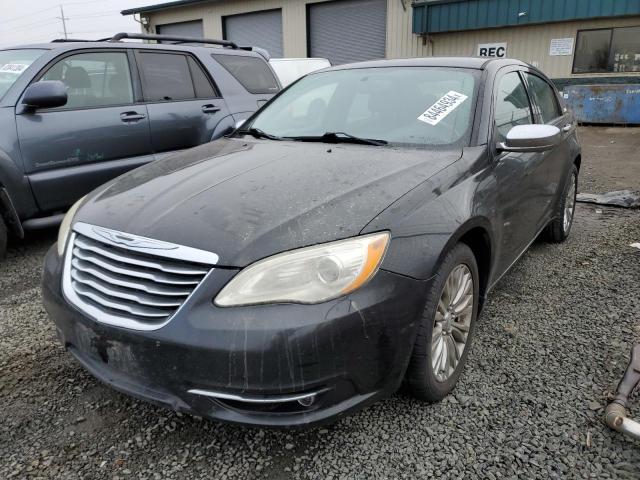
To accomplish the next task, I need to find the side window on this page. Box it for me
[40,52,133,109]
[138,52,195,101]
[494,72,533,142]
[211,54,280,94]
[524,73,561,124]
[187,57,217,98]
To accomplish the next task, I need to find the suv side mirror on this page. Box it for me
[498,124,561,153]
[22,81,67,111]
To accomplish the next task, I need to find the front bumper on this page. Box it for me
[43,246,427,428]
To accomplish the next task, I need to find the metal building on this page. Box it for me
[122,0,640,85]
[121,0,429,64]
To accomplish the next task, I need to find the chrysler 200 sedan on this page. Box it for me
[43,57,581,427]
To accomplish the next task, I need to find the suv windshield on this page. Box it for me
[0,49,45,100]
[247,67,478,147]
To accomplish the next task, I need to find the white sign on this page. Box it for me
[549,38,574,56]
[477,43,507,58]
[417,91,469,126]
[0,63,28,74]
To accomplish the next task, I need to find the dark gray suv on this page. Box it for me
[0,33,280,257]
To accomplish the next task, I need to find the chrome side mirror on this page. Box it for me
[498,124,562,153]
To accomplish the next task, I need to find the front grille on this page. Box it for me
[63,224,217,330]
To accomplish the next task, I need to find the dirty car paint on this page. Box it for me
[76,138,463,267]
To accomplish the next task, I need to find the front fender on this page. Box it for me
[210,114,237,141]
[363,146,499,281]
[0,148,38,223]
[0,107,38,221]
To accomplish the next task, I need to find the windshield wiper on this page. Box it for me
[290,132,388,146]
[240,127,285,141]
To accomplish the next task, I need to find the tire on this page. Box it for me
[405,243,479,402]
[0,216,6,260]
[545,165,578,243]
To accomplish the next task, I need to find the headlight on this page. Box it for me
[214,232,390,307]
[57,196,86,256]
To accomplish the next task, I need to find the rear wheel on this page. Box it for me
[545,165,578,243]
[406,243,479,402]
[0,216,7,259]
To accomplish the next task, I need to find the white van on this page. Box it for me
[269,58,332,87]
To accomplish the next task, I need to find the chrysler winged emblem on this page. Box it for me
[91,226,178,251]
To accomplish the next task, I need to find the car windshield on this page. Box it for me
[0,49,45,100]
[247,66,479,147]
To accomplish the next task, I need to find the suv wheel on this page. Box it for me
[545,165,578,243]
[405,243,479,402]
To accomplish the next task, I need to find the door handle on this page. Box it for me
[202,104,221,114]
[120,112,147,122]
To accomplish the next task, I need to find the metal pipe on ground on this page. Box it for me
[605,344,640,440]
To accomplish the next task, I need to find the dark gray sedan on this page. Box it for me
[43,57,581,427]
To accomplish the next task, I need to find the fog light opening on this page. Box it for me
[298,394,316,407]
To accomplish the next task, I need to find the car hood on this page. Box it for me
[76,138,461,267]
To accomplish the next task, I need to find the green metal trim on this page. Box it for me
[412,0,640,34]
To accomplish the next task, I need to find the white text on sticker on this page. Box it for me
[418,91,468,126]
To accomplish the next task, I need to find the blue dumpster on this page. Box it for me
[563,84,640,125]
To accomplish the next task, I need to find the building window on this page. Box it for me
[573,26,640,74]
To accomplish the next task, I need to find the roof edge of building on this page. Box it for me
[121,0,211,16]
[412,0,640,35]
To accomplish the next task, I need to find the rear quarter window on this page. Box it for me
[211,54,279,94]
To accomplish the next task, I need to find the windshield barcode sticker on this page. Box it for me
[418,91,468,126]
[0,63,29,74]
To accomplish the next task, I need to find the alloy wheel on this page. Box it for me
[564,172,577,233]
[431,264,474,382]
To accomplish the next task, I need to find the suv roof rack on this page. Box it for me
[51,38,110,43]
[108,32,238,49]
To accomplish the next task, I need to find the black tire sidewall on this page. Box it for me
[547,165,578,243]
[0,216,6,259]
[407,243,480,401]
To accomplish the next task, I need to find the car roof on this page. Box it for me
[269,58,330,62]
[323,56,529,71]
[3,40,262,58]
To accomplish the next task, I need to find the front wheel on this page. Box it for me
[545,165,578,243]
[405,243,479,402]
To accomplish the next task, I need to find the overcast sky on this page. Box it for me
[1,0,162,47]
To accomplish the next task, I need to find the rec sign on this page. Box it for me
[477,43,507,58]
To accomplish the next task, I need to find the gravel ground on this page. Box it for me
[2,128,640,479]
[578,127,640,193]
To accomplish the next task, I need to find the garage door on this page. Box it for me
[308,0,387,65]
[156,20,204,38]
[223,10,284,58]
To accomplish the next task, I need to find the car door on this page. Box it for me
[522,71,572,218]
[491,68,548,274]
[135,50,231,157]
[16,50,153,212]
